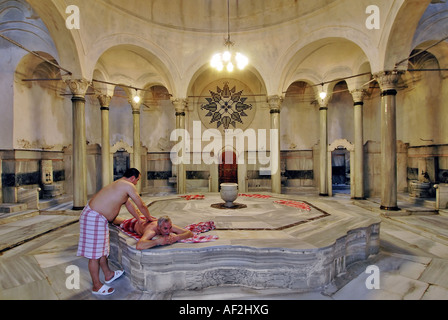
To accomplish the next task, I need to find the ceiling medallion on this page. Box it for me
[200,82,252,130]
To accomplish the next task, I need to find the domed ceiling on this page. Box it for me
[101,0,338,32]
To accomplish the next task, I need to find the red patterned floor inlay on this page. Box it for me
[274,200,311,211]
[238,194,272,198]
[180,195,205,200]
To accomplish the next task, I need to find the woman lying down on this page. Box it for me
[114,215,193,250]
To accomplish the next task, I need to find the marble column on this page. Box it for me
[0,159,2,204]
[374,71,403,211]
[98,95,112,188]
[130,100,142,194]
[351,89,366,199]
[268,95,282,194]
[65,79,90,210]
[172,98,188,194]
[318,94,331,196]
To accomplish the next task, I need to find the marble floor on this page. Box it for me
[1,190,448,300]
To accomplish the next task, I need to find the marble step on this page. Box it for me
[0,203,28,214]
[38,194,73,210]
[397,193,436,209]
[0,210,40,225]
[0,214,79,253]
[353,199,437,216]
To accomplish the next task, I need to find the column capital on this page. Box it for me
[316,93,332,108]
[65,79,90,98]
[130,100,142,111]
[350,89,367,104]
[97,94,111,108]
[171,97,188,113]
[267,95,283,111]
[374,70,404,92]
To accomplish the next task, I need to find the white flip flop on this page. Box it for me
[105,270,124,284]
[92,284,115,295]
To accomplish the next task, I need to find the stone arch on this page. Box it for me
[329,139,354,152]
[92,44,174,95]
[26,0,85,77]
[110,140,133,154]
[279,35,373,95]
[13,51,70,151]
[186,63,268,116]
[382,0,432,71]
[412,41,448,78]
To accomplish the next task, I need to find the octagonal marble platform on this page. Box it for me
[109,193,380,293]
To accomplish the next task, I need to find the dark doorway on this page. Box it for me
[331,148,350,194]
[113,150,130,181]
[219,151,237,186]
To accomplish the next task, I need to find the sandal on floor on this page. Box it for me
[92,284,115,295]
[105,270,124,284]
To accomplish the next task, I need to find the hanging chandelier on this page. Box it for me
[210,0,249,72]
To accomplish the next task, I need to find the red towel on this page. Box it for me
[118,218,218,243]
[181,221,218,243]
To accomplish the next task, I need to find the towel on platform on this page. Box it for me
[118,218,218,244]
[182,221,218,243]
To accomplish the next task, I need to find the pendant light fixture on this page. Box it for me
[210,0,249,72]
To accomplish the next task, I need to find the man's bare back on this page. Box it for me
[89,175,155,223]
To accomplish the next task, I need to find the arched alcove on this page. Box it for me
[14,52,70,151]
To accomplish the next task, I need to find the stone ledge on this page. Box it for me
[0,203,28,214]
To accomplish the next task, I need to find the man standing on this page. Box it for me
[77,168,156,295]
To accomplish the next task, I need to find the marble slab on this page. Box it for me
[109,193,380,293]
[418,258,448,288]
[0,215,79,252]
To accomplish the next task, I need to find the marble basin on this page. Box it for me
[220,183,238,207]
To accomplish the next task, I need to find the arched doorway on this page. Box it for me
[328,139,354,197]
[331,148,350,194]
[219,151,237,186]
